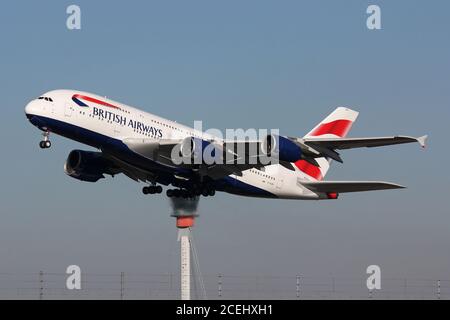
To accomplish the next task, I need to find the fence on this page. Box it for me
[0,272,447,300]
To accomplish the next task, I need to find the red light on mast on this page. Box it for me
[176,216,195,228]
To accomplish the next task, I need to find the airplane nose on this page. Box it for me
[25,100,47,128]
[25,100,38,118]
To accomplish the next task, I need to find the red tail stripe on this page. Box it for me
[310,119,353,137]
[294,160,323,180]
[73,94,120,110]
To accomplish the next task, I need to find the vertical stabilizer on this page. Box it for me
[294,107,359,180]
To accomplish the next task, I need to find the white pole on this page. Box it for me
[179,228,191,300]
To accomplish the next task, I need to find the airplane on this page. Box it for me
[24,89,427,200]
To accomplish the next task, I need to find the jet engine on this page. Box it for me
[262,134,302,163]
[64,150,115,182]
[177,137,218,165]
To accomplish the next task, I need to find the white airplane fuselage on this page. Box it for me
[25,90,325,200]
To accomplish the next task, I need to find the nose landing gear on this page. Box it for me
[39,131,51,149]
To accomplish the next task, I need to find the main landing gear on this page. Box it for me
[166,189,193,199]
[166,187,215,198]
[142,185,163,195]
[39,131,51,149]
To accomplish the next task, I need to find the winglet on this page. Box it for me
[417,135,428,148]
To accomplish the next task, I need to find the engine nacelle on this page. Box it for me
[64,150,112,182]
[177,137,217,164]
[262,134,302,163]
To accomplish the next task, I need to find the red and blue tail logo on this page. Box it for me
[295,107,359,180]
[72,94,121,110]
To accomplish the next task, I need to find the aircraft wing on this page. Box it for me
[102,152,159,183]
[302,135,427,150]
[301,181,406,193]
[295,135,427,163]
[122,137,266,179]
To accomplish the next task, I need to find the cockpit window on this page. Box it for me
[38,96,53,102]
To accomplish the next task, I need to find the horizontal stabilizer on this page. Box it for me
[302,135,428,150]
[301,181,406,193]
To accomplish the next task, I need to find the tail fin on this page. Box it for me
[304,107,359,139]
[294,107,359,181]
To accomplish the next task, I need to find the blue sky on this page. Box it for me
[0,0,449,294]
